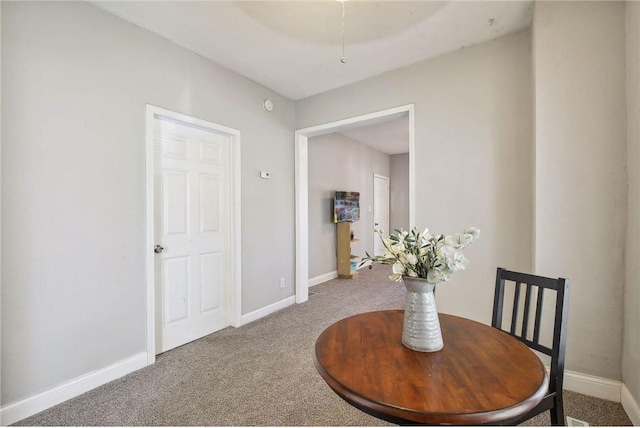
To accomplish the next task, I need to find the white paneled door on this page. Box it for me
[154,116,232,353]
[373,174,390,256]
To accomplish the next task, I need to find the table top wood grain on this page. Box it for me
[313,310,548,425]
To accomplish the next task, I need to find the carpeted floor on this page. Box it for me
[14,265,632,426]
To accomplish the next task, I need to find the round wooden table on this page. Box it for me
[313,310,548,425]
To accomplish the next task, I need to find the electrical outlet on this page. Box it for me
[279,278,285,289]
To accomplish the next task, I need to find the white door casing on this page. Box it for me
[146,105,241,362]
[373,174,390,256]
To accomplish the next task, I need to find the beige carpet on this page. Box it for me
[13,265,632,426]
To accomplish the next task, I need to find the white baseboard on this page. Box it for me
[622,384,640,426]
[542,368,640,422]
[0,352,148,426]
[563,369,623,402]
[309,271,338,287]
[240,295,296,325]
[308,262,372,288]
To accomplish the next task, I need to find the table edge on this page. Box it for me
[313,310,550,425]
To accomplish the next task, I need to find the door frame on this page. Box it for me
[294,104,415,304]
[373,174,390,256]
[145,105,242,365]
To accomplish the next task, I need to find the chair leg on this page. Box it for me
[550,394,565,426]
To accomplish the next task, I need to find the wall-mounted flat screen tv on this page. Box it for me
[334,191,360,223]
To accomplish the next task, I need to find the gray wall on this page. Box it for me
[1,2,295,406]
[296,3,634,385]
[389,153,410,232]
[307,133,390,280]
[625,1,640,404]
[297,31,533,326]
[532,1,626,381]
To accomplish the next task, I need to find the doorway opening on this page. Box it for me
[294,104,415,303]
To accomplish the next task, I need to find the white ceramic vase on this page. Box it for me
[401,276,444,352]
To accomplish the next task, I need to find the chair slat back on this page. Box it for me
[492,267,570,397]
[492,268,570,424]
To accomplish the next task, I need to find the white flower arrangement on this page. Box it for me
[362,226,480,283]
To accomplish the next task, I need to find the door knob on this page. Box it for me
[154,245,165,254]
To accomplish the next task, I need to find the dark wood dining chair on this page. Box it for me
[492,267,570,426]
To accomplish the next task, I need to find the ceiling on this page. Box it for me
[92,1,533,101]
[91,1,532,154]
[338,115,409,155]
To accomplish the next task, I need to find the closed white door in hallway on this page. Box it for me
[154,116,232,353]
[373,174,390,256]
